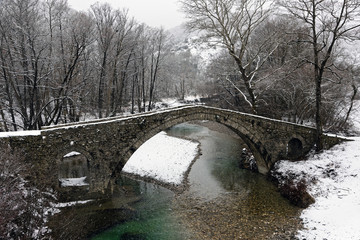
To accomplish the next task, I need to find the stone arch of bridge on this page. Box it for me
[55,146,93,187]
[110,113,271,181]
[286,134,306,160]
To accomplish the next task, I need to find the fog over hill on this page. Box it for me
[168,24,223,71]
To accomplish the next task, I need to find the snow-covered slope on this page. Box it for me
[172,35,222,70]
[169,25,223,71]
[274,101,360,239]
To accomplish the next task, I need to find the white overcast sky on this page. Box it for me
[67,0,186,29]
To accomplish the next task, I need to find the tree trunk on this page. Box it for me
[0,107,8,132]
[98,52,107,118]
[315,77,323,151]
[342,84,358,128]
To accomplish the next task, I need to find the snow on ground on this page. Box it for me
[115,100,360,239]
[2,98,359,239]
[122,131,199,185]
[53,200,93,208]
[59,177,89,187]
[275,101,360,240]
[157,96,201,108]
[275,139,360,239]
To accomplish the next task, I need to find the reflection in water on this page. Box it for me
[167,122,250,200]
[92,178,189,240]
[167,122,302,239]
[50,122,301,239]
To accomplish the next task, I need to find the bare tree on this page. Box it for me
[0,0,93,129]
[129,25,170,112]
[108,9,136,116]
[134,24,152,112]
[278,0,360,151]
[0,0,175,130]
[253,17,315,121]
[44,7,94,125]
[91,3,117,118]
[180,0,276,114]
[91,3,141,118]
[148,28,168,111]
[164,50,199,100]
[0,0,46,130]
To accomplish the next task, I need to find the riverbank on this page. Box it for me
[123,122,302,239]
[273,136,360,239]
[113,112,360,239]
[273,101,360,239]
[173,190,302,240]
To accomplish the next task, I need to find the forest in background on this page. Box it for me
[0,0,359,135]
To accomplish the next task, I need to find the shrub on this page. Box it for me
[0,144,52,239]
[278,179,315,208]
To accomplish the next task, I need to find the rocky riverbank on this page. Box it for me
[173,192,302,240]
[168,122,303,239]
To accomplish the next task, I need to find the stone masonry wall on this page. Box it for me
[0,105,344,197]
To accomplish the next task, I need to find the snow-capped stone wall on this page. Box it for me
[0,105,345,199]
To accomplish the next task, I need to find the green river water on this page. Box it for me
[51,122,302,239]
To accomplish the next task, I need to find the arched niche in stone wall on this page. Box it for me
[287,138,303,160]
[58,151,90,187]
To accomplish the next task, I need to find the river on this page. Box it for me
[49,122,302,239]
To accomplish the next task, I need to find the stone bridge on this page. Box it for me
[1,105,343,198]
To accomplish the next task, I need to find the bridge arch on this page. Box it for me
[115,111,271,179]
[56,146,93,188]
[286,135,306,160]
